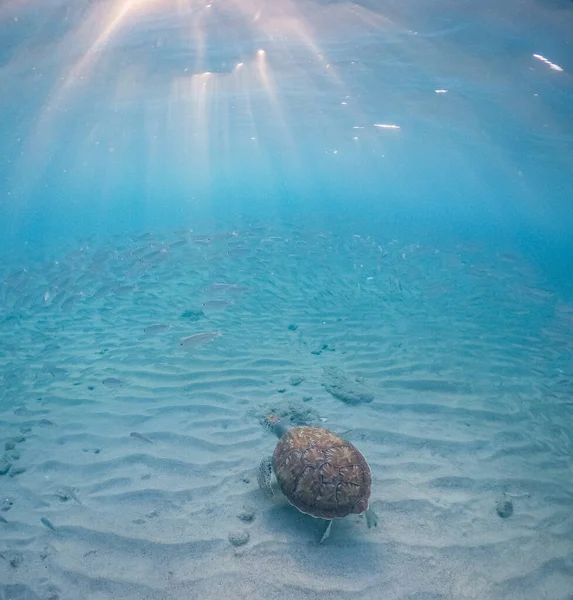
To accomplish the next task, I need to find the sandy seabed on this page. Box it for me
[1,218,572,600]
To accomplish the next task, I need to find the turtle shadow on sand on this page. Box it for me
[259,503,382,575]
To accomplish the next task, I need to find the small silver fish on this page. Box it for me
[102,377,122,387]
[130,246,149,258]
[192,236,212,245]
[60,296,76,311]
[179,331,221,347]
[93,284,114,298]
[226,247,250,257]
[112,285,136,296]
[91,250,110,265]
[44,365,68,379]
[51,291,67,305]
[219,284,247,295]
[205,283,238,292]
[144,323,171,334]
[201,300,234,310]
[41,517,56,531]
[130,432,154,444]
[59,486,82,505]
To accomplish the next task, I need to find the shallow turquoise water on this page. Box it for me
[0,1,573,599]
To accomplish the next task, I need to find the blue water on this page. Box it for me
[1,1,573,599]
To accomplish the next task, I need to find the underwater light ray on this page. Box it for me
[259,0,342,83]
[347,4,396,35]
[233,61,262,155]
[6,0,199,205]
[168,72,213,187]
[253,48,299,158]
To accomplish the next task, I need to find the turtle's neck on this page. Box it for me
[271,420,290,439]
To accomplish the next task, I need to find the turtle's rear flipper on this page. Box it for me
[319,519,333,544]
[365,508,378,528]
[257,456,274,498]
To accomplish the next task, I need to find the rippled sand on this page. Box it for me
[1,219,572,600]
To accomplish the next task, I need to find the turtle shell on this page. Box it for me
[272,425,371,519]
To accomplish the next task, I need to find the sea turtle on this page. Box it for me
[257,413,377,543]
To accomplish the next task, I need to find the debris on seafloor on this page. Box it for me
[322,366,374,404]
[311,343,335,355]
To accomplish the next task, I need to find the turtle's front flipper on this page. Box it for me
[319,519,333,544]
[365,508,378,529]
[257,456,274,498]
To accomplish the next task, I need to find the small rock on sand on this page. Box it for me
[289,375,304,386]
[7,551,23,568]
[228,531,250,547]
[496,494,514,518]
[1,498,14,511]
[322,366,374,405]
[237,510,255,523]
[0,458,11,476]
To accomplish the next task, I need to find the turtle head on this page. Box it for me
[263,413,290,439]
